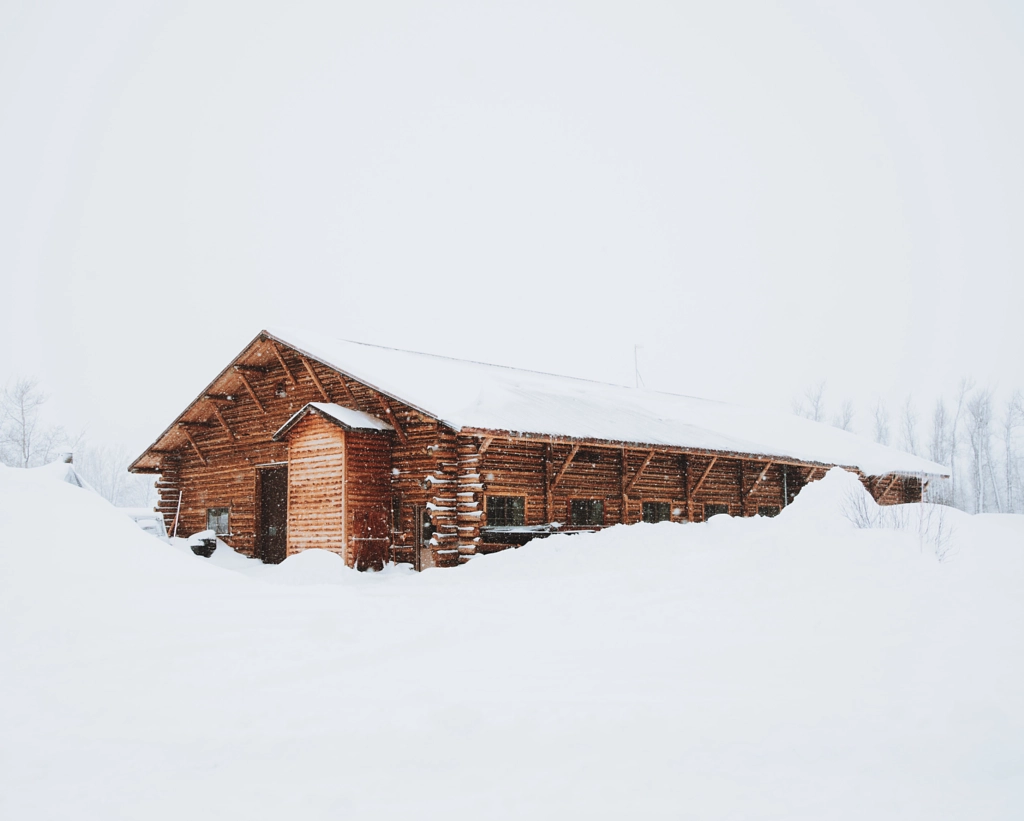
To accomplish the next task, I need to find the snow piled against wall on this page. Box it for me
[1,465,1022,820]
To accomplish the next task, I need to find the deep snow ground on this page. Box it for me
[1,465,1022,820]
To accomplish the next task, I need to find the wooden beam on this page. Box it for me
[234,370,265,414]
[180,427,207,466]
[271,344,297,385]
[551,443,580,490]
[376,396,407,445]
[207,401,236,440]
[478,436,495,457]
[877,474,900,502]
[745,462,773,499]
[234,364,271,374]
[625,449,657,494]
[179,420,217,429]
[804,466,820,484]
[204,393,237,402]
[299,356,331,402]
[690,456,718,496]
[337,374,359,407]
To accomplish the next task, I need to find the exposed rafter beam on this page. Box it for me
[300,356,331,402]
[207,401,236,440]
[234,364,271,374]
[690,456,718,496]
[179,420,217,429]
[271,343,297,385]
[376,396,407,445]
[204,393,237,402]
[234,369,265,414]
[478,436,495,457]
[625,449,657,494]
[180,427,207,465]
[337,374,359,407]
[551,443,581,489]
[804,467,820,484]
[745,462,774,498]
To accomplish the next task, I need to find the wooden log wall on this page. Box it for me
[285,414,346,558]
[138,332,928,569]
[144,335,449,558]
[345,431,394,568]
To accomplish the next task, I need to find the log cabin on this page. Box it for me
[129,329,949,570]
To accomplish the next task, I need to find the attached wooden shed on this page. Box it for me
[129,329,949,570]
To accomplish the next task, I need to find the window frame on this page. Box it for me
[641,500,672,524]
[569,498,605,528]
[703,503,730,521]
[206,506,230,536]
[485,494,527,528]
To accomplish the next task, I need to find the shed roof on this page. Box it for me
[266,327,949,477]
[273,402,393,441]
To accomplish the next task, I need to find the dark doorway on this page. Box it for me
[257,466,288,564]
[412,505,435,572]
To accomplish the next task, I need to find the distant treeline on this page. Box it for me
[793,379,1024,515]
[0,378,156,508]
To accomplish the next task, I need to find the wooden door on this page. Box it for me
[257,467,288,564]
[351,506,389,571]
[412,505,435,572]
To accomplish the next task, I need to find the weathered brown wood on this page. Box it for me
[271,343,297,385]
[551,443,580,489]
[300,356,331,402]
[691,456,718,496]
[376,396,408,445]
[179,420,217,429]
[337,374,359,407]
[804,466,820,483]
[745,461,773,498]
[180,427,207,466]
[235,369,266,414]
[625,449,657,494]
[234,364,271,374]
[208,401,236,440]
[479,436,495,457]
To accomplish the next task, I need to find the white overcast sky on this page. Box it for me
[1,1,1021,449]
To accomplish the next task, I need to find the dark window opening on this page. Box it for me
[570,499,604,527]
[758,505,781,518]
[207,507,230,535]
[486,495,526,527]
[421,508,436,543]
[704,503,730,520]
[642,501,671,523]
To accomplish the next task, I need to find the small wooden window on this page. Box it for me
[207,507,230,535]
[642,501,671,523]
[570,499,604,527]
[704,503,729,520]
[486,495,526,527]
[758,505,781,518]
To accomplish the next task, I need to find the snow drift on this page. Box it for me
[1,464,1022,820]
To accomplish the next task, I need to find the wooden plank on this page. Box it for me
[478,436,495,457]
[691,456,718,496]
[180,427,207,466]
[234,369,266,414]
[300,356,331,402]
[271,343,297,384]
[208,401,236,440]
[745,462,773,498]
[551,443,580,489]
[376,396,408,445]
[337,374,359,407]
[625,449,657,494]
[804,466,820,483]
[234,364,271,374]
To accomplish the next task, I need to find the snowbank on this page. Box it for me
[1,464,1021,820]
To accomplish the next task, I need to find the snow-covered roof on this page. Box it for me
[265,328,948,478]
[273,402,393,441]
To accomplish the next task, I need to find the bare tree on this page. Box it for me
[929,399,949,465]
[965,388,995,512]
[899,397,919,456]
[1001,391,1023,514]
[832,399,855,432]
[873,399,890,445]
[948,377,974,510]
[75,443,157,508]
[793,380,828,423]
[0,378,77,468]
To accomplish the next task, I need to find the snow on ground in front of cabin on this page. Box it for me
[1,465,1022,820]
